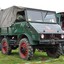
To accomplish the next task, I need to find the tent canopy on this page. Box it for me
[0,6,25,27]
[0,6,56,27]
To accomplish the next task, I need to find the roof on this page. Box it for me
[0,6,56,27]
[57,12,64,14]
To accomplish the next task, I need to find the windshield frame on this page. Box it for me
[25,8,57,23]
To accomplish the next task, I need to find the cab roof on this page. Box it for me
[0,6,56,27]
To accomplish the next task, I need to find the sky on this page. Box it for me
[0,0,64,12]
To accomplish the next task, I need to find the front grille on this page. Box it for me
[44,34,61,39]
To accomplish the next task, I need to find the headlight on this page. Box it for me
[41,34,44,39]
[61,35,64,39]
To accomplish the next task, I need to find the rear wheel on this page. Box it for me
[19,38,33,60]
[46,45,61,58]
[1,38,11,55]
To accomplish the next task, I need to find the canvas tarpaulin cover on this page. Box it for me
[0,6,25,27]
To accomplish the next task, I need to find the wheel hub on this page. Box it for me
[2,42,8,54]
[19,42,28,59]
[21,47,27,54]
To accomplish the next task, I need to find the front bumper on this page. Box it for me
[39,39,64,44]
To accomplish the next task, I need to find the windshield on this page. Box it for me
[26,10,56,23]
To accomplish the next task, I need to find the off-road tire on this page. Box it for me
[19,38,33,60]
[60,43,64,54]
[46,44,61,58]
[1,38,11,55]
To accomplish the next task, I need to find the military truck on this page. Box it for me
[57,12,64,54]
[0,6,64,60]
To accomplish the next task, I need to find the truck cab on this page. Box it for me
[57,12,64,30]
[57,12,64,54]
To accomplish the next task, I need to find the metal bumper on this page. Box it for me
[39,39,64,44]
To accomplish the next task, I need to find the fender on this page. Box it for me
[19,33,37,45]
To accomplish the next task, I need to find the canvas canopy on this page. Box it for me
[0,6,25,27]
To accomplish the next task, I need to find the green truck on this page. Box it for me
[57,12,64,54]
[0,6,64,60]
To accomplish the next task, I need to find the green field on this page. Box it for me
[0,49,64,64]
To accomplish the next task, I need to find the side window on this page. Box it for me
[60,15,64,22]
[60,15,64,29]
[16,11,25,22]
[57,17,59,24]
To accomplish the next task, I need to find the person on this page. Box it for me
[16,14,25,21]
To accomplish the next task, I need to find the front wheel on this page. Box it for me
[19,38,33,60]
[46,44,61,58]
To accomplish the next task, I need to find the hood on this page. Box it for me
[29,22,64,34]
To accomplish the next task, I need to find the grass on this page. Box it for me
[0,49,64,64]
